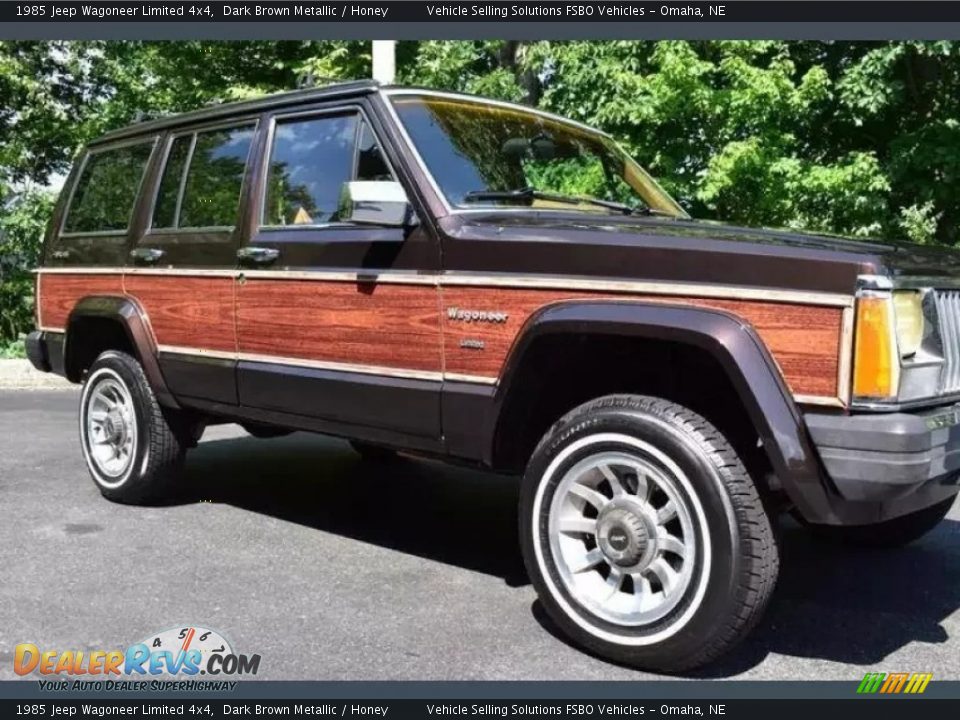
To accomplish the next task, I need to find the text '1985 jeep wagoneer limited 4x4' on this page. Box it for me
[27,80,960,671]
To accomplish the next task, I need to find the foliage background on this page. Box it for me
[2,40,959,353]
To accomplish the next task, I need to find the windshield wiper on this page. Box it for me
[462,187,542,203]
[629,206,680,218]
[462,187,676,218]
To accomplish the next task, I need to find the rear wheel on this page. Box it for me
[79,351,188,504]
[803,496,955,548]
[520,394,778,672]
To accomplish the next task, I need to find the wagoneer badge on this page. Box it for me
[447,307,509,323]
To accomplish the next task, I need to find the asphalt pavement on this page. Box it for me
[2,389,959,680]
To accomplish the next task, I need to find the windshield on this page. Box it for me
[389,94,687,217]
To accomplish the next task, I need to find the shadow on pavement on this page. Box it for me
[702,516,960,676]
[180,431,528,586]
[180,431,960,675]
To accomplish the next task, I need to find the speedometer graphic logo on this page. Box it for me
[140,626,234,675]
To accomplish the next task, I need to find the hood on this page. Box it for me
[666,217,960,281]
[438,211,960,295]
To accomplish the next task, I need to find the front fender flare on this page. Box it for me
[490,300,833,521]
[65,295,179,409]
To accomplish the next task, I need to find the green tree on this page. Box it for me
[0,188,54,348]
[399,40,960,243]
[5,40,960,353]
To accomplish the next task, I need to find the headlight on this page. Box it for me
[893,290,924,358]
[852,280,944,406]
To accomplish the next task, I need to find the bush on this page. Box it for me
[0,337,25,359]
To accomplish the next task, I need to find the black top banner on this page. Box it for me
[7,1,960,23]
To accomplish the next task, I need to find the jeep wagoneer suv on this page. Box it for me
[27,81,959,671]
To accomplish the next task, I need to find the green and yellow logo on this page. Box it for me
[857,672,933,694]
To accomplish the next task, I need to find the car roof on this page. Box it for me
[91,79,382,146]
[90,81,611,149]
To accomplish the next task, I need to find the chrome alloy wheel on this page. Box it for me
[83,371,138,484]
[547,449,698,627]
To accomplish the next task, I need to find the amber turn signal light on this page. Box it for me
[852,296,899,399]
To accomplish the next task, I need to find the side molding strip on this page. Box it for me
[158,345,446,383]
[35,267,854,308]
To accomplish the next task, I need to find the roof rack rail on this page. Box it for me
[94,80,383,144]
[296,72,373,89]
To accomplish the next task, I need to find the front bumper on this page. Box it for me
[805,405,960,510]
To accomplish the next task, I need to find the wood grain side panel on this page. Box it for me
[38,272,843,399]
[38,273,125,329]
[441,287,844,398]
[124,276,236,354]
[237,279,442,372]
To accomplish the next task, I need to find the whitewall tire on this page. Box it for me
[519,394,779,671]
[79,351,187,504]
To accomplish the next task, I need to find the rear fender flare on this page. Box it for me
[65,295,179,409]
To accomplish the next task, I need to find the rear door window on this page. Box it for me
[63,140,155,234]
[152,124,255,230]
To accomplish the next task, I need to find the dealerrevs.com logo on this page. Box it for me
[14,626,260,691]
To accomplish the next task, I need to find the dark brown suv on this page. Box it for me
[26,80,960,671]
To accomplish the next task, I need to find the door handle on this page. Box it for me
[237,247,280,266]
[129,247,166,264]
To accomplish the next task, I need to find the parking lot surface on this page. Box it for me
[2,389,959,680]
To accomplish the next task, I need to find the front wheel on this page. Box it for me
[80,350,188,504]
[520,395,779,672]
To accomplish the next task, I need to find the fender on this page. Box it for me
[488,300,835,522]
[65,296,180,409]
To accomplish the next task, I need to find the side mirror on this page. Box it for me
[338,181,414,227]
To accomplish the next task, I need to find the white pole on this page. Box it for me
[372,40,396,85]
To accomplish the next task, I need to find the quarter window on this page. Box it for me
[263,113,393,227]
[152,124,255,230]
[64,141,154,234]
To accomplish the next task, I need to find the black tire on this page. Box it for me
[242,423,293,439]
[349,440,397,462]
[79,350,187,504]
[519,394,779,672]
[803,496,956,548]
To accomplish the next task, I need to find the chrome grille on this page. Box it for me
[936,289,960,394]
